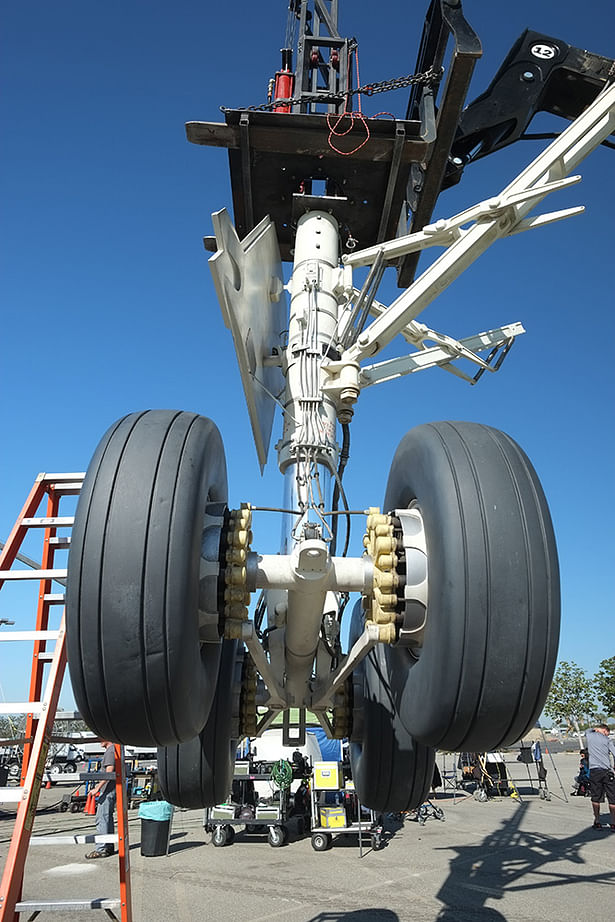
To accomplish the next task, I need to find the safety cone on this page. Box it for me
[45,779,52,789]
[84,792,96,815]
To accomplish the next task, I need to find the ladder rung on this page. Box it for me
[48,483,83,497]
[37,652,55,662]
[30,834,117,846]
[21,517,75,528]
[76,772,117,781]
[40,472,86,483]
[49,536,71,548]
[0,630,60,642]
[0,569,68,580]
[15,899,120,912]
[0,702,45,715]
[44,593,65,604]
[0,786,24,802]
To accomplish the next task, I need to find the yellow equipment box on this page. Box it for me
[319,806,346,828]
[313,761,343,790]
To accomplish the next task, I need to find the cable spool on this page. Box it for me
[271,759,293,790]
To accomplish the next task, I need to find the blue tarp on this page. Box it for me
[138,800,174,821]
[310,728,343,762]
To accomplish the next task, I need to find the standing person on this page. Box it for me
[85,740,116,858]
[585,724,615,830]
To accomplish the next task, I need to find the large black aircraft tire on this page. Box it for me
[157,640,238,809]
[384,421,560,752]
[66,410,227,746]
[349,603,435,813]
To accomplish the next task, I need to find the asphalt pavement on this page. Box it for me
[1,751,613,922]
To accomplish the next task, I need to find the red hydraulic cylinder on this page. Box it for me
[273,48,294,113]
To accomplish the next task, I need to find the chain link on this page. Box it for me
[221,65,443,114]
[355,64,443,97]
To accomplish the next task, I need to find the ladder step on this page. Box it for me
[21,517,75,528]
[49,485,83,496]
[0,702,45,715]
[0,786,24,803]
[15,899,121,912]
[75,771,117,781]
[30,834,117,846]
[40,473,86,483]
[44,593,65,604]
[0,630,60,642]
[0,569,68,580]
[49,536,71,548]
[37,652,55,662]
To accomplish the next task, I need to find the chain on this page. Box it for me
[221,65,443,114]
[355,64,443,97]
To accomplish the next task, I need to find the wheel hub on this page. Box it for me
[219,504,253,640]
[362,506,428,647]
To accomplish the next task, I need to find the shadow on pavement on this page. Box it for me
[434,801,615,920]
[305,912,399,921]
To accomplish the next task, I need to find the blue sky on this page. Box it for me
[1,1,613,710]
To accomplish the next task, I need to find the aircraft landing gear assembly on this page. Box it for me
[65,1,614,814]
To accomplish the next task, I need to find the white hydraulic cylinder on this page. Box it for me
[277,211,341,475]
[274,211,345,705]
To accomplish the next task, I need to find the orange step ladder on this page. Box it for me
[0,473,133,921]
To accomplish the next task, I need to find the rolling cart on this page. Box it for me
[310,762,382,854]
[129,768,159,809]
[203,759,293,847]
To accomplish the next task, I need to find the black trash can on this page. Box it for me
[0,765,8,786]
[140,817,171,857]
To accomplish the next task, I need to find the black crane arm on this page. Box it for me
[448,29,615,178]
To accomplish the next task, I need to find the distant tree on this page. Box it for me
[544,660,597,743]
[0,714,25,741]
[594,656,615,717]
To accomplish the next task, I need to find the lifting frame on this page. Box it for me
[0,474,132,922]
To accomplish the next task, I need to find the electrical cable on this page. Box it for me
[254,590,267,640]
[330,424,351,557]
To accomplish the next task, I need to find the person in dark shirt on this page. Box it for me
[573,749,590,796]
[85,741,116,858]
[585,724,615,830]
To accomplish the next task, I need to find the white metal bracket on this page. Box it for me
[310,621,380,709]
[359,322,524,387]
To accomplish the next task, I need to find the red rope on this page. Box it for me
[326,111,370,155]
[327,46,369,156]
[354,46,362,114]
